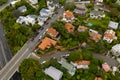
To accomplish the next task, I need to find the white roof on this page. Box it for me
[112,44,120,50]
[44,66,63,80]
[38,21,44,26]
[108,21,119,29]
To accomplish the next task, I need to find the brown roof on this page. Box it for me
[89,29,102,42]
[104,30,115,40]
[78,26,87,32]
[63,10,74,19]
[65,23,75,32]
[95,77,103,80]
[47,28,59,38]
[38,37,57,50]
[74,60,90,65]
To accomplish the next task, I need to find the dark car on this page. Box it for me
[40,27,44,30]
[31,38,34,41]
[46,22,49,25]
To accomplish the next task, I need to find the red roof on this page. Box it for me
[94,77,103,80]
[47,28,59,38]
[74,60,90,65]
[63,10,74,19]
[65,23,75,32]
[102,63,110,72]
[38,37,57,50]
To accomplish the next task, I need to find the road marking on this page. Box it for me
[0,40,8,63]
[1,48,29,80]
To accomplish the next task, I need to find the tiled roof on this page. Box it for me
[74,60,90,65]
[89,29,102,42]
[65,23,75,32]
[63,10,74,19]
[38,37,57,50]
[47,28,59,38]
[78,26,87,32]
[103,30,116,43]
[94,77,103,80]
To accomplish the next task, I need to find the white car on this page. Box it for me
[43,32,46,35]
[39,36,42,40]
[41,61,46,64]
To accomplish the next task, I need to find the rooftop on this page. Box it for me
[47,28,59,38]
[78,26,88,32]
[102,63,110,72]
[89,29,102,42]
[63,10,74,19]
[38,37,57,50]
[44,66,63,80]
[65,23,75,32]
[103,30,116,43]
[108,21,119,29]
[74,60,90,65]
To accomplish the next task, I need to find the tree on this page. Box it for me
[68,50,83,61]
[59,0,66,5]
[64,2,75,11]
[19,58,42,80]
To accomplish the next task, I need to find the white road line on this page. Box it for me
[0,40,7,63]
[1,48,29,80]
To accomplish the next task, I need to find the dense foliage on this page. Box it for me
[0,0,8,6]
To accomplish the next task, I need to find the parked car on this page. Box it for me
[46,22,49,25]
[40,27,44,30]
[39,36,42,40]
[31,38,34,41]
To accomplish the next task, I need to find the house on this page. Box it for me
[65,23,75,32]
[47,28,59,38]
[102,63,110,72]
[27,0,38,4]
[25,15,37,25]
[16,16,26,24]
[89,29,102,42]
[46,0,59,11]
[60,58,76,76]
[108,21,119,29]
[38,37,57,50]
[37,15,48,26]
[44,66,63,80]
[17,15,37,25]
[18,6,27,13]
[10,0,21,6]
[112,66,118,75]
[78,26,87,32]
[40,8,53,17]
[103,30,117,43]
[73,9,87,16]
[74,0,90,4]
[62,10,75,22]
[94,77,103,80]
[72,60,90,69]
[75,3,87,10]
[111,44,120,57]
[95,0,103,2]
[90,10,105,19]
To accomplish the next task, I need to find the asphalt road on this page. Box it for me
[0,0,11,12]
[0,23,12,70]
[0,7,64,80]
